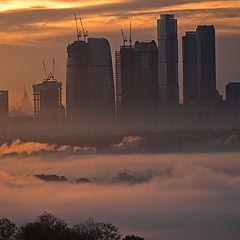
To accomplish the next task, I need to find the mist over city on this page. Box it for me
[0,0,240,240]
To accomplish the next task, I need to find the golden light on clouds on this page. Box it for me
[0,0,119,11]
[0,0,239,107]
[0,0,239,46]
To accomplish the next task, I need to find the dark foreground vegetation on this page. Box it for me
[0,213,145,240]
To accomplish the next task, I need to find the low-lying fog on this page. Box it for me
[1,136,240,240]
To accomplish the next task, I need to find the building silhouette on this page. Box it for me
[182,31,198,105]
[196,25,216,105]
[226,83,240,106]
[66,38,115,121]
[115,45,134,117]
[157,14,179,105]
[134,41,158,109]
[116,40,158,118]
[32,73,65,120]
[0,90,8,119]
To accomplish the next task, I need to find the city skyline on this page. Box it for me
[1,18,237,117]
[0,0,239,108]
[1,2,240,239]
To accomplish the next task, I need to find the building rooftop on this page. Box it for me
[226,82,240,87]
[160,14,175,20]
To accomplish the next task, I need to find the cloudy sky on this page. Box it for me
[0,0,240,107]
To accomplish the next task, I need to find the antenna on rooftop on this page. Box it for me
[129,21,132,47]
[42,61,48,79]
[53,58,55,76]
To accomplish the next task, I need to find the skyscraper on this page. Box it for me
[182,31,198,105]
[115,45,134,116]
[66,38,115,120]
[133,41,158,109]
[157,14,179,105]
[0,90,8,119]
[116,40,158,118]
[226,82,240,107]
[196,25,216,105]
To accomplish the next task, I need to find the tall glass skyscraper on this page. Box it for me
[66,38,115,121]
[182,31,198,105]
[196,25,216,105]
[157,14,179,105]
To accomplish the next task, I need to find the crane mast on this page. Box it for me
[75,14,81,41]
[121,29,127,47]
[80,18,88,42]
[42,61,48,79]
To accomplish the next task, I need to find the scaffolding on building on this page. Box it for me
[115,50,122,119]
[32,61,65,120]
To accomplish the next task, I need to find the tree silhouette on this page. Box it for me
[72,219,121,240]
[0,213,146,240]
[122,235,145,240]
[17,212,72,240]
[0,218,17,240]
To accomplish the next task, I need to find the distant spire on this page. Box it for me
[23,85,27,99]
[22,85,29,102]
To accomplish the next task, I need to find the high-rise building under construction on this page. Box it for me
[66,37,115,121]
[115,40,158,118]
[32,71,65,120]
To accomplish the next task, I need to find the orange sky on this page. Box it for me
[0,0,239,109]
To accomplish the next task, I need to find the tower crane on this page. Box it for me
[121,29,127,47]
[75,14,81,41]
[80,18,88,42]
[42,61,48,80]
[42,58,56,82]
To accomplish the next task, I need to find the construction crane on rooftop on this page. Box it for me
[42,59,56,82]
[80,18,88,42]
[121,29,127,47]
[75,13,81,41]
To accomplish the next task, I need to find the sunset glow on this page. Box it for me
[0,1,240,239]
[0,0,117,12]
